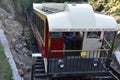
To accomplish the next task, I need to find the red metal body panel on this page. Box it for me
[34,19,64,58]
[50,38,64,58]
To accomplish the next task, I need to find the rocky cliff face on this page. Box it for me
[0,0,32,79]
[0,0,15,17]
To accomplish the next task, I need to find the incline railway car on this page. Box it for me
[31,2,118,80]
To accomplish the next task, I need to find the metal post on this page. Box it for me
[47,32,51,75]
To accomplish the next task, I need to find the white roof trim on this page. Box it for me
[33,3,118,32]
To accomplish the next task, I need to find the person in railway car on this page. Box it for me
[73,32,83,50]
[64,32,74,50]
[64,32,83,50]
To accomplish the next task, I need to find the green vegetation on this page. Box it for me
[88,0,120,14]
[0,42,12,80]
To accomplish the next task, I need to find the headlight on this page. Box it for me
[93,62,98,67]
[93,59,98,67]
[58,59,64,68]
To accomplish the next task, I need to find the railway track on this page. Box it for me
[32,57,48,80]
[108,54,120,80]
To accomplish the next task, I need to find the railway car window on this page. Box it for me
[33,13,45,41]
[50,32,62,38]
[104,32,115,42]
[40,20,44,40]
[104,31,115,47]
[64,32,83,50]
[87,32,100,38]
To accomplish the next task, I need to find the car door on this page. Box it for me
[82,32,104,58]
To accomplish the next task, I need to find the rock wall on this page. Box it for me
[0,0,32,79]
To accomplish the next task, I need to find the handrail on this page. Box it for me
[102,46,109,54]
[51,49,110,53]
[103,38,112,49]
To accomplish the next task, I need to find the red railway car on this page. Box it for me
[31,2,118,79]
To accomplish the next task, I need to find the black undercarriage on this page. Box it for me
[32,57,117,80]
[48,58,110,77]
